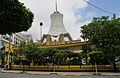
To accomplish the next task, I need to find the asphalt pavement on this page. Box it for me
[0,72,120,78]
[0,68,120,78]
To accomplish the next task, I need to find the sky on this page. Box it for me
[19,0,120,41]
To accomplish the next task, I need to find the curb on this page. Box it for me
[26,72,93,76]
[26,72,51,75]
[101,73,120,76]
[1,70,23,74]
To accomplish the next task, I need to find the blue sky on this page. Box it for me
[83,0,120,18]
[20,0,120,41]
[75,0,120,29]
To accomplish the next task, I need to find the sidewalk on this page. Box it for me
[26,72,93,76]
[0,69,23,74]
[26,71,120,76]
[0,69,120,76]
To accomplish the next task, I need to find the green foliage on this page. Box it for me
[13,43,83,65]
[81,16,120,71]
[106,45,120,63]
[0,50,4,60]
[81,45,92,64]
[22,43,37,61]
[68,53,82,65]
[81,16,120,46]
[0,0,34,34]
[0,50,5,67]
[89,50,103,64]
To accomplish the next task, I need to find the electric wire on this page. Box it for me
[82,0,114,15]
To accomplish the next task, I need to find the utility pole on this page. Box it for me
[113,13,116,19]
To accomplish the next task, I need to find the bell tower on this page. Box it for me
[40,0,73,45]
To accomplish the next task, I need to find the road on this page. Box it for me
[0,72,120,78]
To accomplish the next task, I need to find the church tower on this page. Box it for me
[48,0,67,36]
[40,0,73,45]
[48,12,67,36]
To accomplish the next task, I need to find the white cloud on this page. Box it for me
[19,0,94,41]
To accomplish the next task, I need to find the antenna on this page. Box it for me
[55,0,58,12]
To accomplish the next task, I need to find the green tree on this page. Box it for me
[81,45,91,64]
[68,53,82,65]
[0,0,34,34]
[16,42,46,66]
[54,50,64,66]
[81,16,120,71]
[89,50,103,65]
[32,48,45,65]
[22,43,37,65]
[14,43,37,66]
[0,50,5,67]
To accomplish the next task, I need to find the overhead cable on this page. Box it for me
[82,0,114,15]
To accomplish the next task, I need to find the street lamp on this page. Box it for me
[53,56,55,73]
[40,22,43,40]
[6,35,12,70]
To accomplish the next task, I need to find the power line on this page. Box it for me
[82,0,114,15]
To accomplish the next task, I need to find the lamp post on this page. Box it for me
[52,53,57,75]
[8,35,12,70]
[95,62,98,75]
[40,22,43,40]
[53,56,55,73]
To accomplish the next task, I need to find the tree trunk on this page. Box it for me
[37,61,39,68]
[9,62,11,70]
[85,56,88,64]
[113,61,118,72]
[57,60,59,69]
